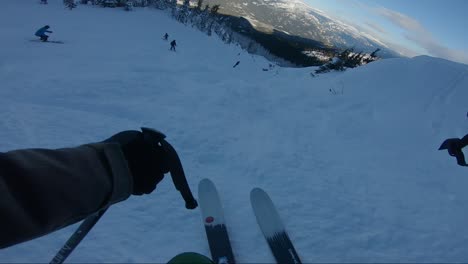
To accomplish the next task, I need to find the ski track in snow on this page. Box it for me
[1,1,468,263]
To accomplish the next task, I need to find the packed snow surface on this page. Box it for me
[1,1,468,263]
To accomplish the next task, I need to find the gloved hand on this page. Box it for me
[103,129,170,195]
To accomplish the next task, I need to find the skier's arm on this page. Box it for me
[0,143,132,249]
[46,30,52,33]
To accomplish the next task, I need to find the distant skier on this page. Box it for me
[40,0,48,4]
[233,61,240,68]
[170,40,177,51]
[35,25,52,42]
[163,33,169,41]
[440,134,468,166]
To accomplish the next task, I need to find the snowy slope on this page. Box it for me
[1,1,468,263]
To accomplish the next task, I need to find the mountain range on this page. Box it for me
[203,0,399,58]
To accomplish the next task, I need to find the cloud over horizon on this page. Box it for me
[364,21,388,35]
[375,7,468,64]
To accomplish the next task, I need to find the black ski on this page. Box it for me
[250,188,301,264]
[30,39,64,44]
[198,179,236,264]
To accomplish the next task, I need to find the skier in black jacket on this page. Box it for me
[170,40,177,51]
[441,134,468,166]
[0,128,196,249]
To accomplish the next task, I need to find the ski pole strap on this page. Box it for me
[50,208,107,264]
[141,127,198,209]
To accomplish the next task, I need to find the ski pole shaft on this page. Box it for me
[50,208,107,264]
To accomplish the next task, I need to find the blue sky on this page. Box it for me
[305,0,468,64]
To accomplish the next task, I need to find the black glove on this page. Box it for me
[103,129,170,195]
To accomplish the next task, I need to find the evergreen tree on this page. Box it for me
[315,47,381,74]
[64,0,77,9]
[363,48,380,64]
[196,0,203,11]
[196,4,210,32]
[210,4,219,14]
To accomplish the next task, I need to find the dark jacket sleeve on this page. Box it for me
[0,143,133,249]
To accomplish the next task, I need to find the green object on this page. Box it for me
[167,252,214,264]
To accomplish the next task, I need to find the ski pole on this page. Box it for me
[50,208,107,264]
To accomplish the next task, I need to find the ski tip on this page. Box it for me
[250,187,266,200]
[199,178,214,188]
[198,178,217,196]
[199,178,212,184]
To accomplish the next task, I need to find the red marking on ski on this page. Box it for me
[205,216,214,224]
